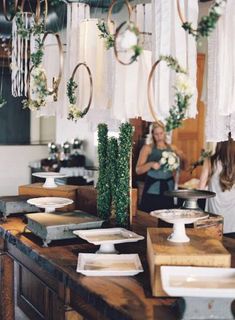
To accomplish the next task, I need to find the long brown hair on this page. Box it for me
[211,136,235,191]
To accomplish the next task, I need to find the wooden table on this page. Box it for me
[0,211,234,320]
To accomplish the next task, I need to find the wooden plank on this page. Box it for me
[0,251,15,320]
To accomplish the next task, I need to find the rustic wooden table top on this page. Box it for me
[0,211,234,320]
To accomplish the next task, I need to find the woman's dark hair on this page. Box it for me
[211,135,235,191]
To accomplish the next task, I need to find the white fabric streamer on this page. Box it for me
[151,0,198,123]
[206,0,235,142]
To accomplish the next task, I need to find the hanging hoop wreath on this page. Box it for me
[177,0,227,39]
[114,21,142,65]
[41,31,63,101]
[147,55,194,132]
[107,0,132,33]
[20,0,48,24]
[67,63,93,121]
[3,0,18,22]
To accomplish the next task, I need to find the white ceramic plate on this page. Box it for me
[27,197,73,212]
[76,253,144,276]
[161,266,235,298]
[150,209,208,224]
[73,228,144,245]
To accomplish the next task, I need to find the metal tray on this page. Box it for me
[25,210,104,247]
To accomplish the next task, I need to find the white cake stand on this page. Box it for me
[73,228,144,254]
[27,197,73,213]
[150,209,208,243]
[32,172,67,188]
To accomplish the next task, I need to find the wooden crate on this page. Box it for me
[147,228,231,297]
[18,183,79,211]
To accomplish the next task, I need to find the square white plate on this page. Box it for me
[76,253,144,276]
[73,228,144,245]
[161,266,235,298]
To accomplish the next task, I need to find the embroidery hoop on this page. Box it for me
[69,62,93,117]
[3,0,18,21]
[107,0,132,34]
[41,31,63,101]
[113,21,141,66]
[20,0,48,23]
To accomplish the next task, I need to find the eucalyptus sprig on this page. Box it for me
[156,56,194,132]
[67,78,78,105]
[97,20,115,49]
[181,0,227,40]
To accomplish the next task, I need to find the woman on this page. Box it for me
[199,136,235,234]
[136,122,185,212]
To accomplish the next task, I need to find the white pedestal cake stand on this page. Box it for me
[27,197,73,213]
[32,172,67,188]
[150,209,208,243]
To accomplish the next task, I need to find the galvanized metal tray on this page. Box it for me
[25,210,104,247]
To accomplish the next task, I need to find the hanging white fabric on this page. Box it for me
[11,13,34,97]
[206,0,235,142]
[150,0,198,123]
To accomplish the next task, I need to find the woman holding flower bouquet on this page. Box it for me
[136,122,185,212]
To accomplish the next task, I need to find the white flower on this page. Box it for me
[213,6,223,15]
[162,151,169,158]
[168,156,176,165]
[175,74,195,96]
[215,0,226,8]
[160,157,167,165]
[118,29,138,50]
[172,163,179,170]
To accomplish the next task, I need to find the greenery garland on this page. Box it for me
[115,122,133,227]
[156,55,194,132]
[107,137,119,216]
[181,0,227,40]
[97,124,112,220]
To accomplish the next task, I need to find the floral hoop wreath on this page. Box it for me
[113,21,142,65]
[147,55,194,132]
[3,0,18,21]
[41,31,63,101]
[20,0,48,23]
[67,63,93,121]
[177,0,227,39]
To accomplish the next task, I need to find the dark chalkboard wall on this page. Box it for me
[0,67,30,144]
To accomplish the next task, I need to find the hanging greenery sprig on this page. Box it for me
[115,122,133,227]
[97,124,112,220]
[179,0,227,40]
[97,20,115,49]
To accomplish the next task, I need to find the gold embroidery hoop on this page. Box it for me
[41,31,63,101]
[69,62,93,117]
[147,59,164,126]
[113,21,140,66]
[176,0,197,33]
[107,0,132,34]
[20,0,48,23]
[3,0,18,22]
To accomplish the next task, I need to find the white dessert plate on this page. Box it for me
[32,172,67,188]
[27,197,73,213]
[76,253,144,276]
[73,228,144,253]
[161,266,235,298]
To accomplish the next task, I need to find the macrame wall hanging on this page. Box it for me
[11,0,48,97]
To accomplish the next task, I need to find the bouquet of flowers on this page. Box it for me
[160,151,179,172]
